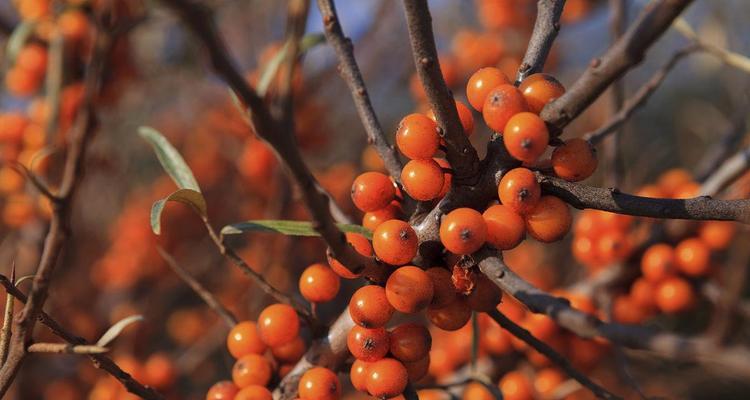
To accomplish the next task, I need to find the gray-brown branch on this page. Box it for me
[516,0,567,82]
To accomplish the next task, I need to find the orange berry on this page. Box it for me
[462,381,495,400]
[231,354,272,388]
[674,237,711,277]
[16,44,48,76]
[401,159,445,201]
[498,167,541,214]
[351,172,396,212]
[386,266,434,314]
[17,0,51,20]
[482,320,513,356]
[349,285,395,328]
[58,10,90,42]
[518,73,565,114]
[699,221,736,250]
[257,304,299,347]
[482,84,528,132]
[467,274,502,312]
[143,353,176,390]
[499,371,534,400]
[466,67,512,111]
[425,267,456,308]
[348,325,390,362]
[427,100,475,137]
[503,112,549,163]
[672,181,700,199]
[427,297,471,331]
[396,113,440,160]
[373,220,418,265]
[328,232,372,279]
[595,229,631,264]
[403,354,430,382]
[0,113,29,143]
[227,321,267,359]
[5,66,42,96]
[534,368,566,397]
[299,263,340,303]
[521,313,558,342]
[483,204,525,250]
[551,138,597,181]
[524,196,571,243]
[298,367,341,400]
[612,295,648,324]
[350,359,371,392]
[656,277,695,313]
[658,168,693,197]
[206,381,239,400]
[389,323,431,363]
[572,235,603,269]
[636,184,667,198]
[629,277,657,311]
[366,358,409,399]
[641,243,676,283]
[362,202,402,231]
[235,385,272,400]
[439,208,487,255]
[271,336,306,364]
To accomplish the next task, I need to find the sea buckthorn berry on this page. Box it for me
[429,100,475,137]
[629,277,657,311]
[235,385,273,400]
[466,67,511,111]
[351,359,371,392]
[328,232,372,279]
[227,321,267,359]
[299,263,340,303]
[401,159,445,201]
[271,336,307,364]
[656,277,695,313]
[499,371,534,400]
[699,221,736,250]
[373,220,418,265]
[349,285,395,328]
[348,325,390,362]
[596,229,631,264]
[5,66,41,96]
[503,112,549,163]
[389,323,432,362]
[551,138,598,181]
[16,44,48,76]
[396,113,440,160]
[366,358,409,399]
[518,73,566,114]
[483,204,525,250]
[439,208,487,255]
[427,297,471,331]
[572,235,603,270]
[675,237,711,277]
[257,303,299,347]
[612,295,648,324]
[386,266,434,313]
[351,172,396,212]
[524,196,572,243]
[298,367,341,400]
[362,202,401,231]
[463,381,495,400]
[672,181,700,199]
[434,158,452,198]
[426,267,456,308]
[466,274,503,312]
[482,84,528,132]
[657,168,693,197]
[231,354,272,388]
[144,353,176,389]
[0,113,28,143]
[641,243,676,283]
[206,381,239,400]
[403,354,430,382]
[534,368,565,398]
[498,168,541,214]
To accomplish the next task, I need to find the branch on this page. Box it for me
[27,343,108,354]
[0,275,163,399]
[401,0,480,181]
[157,247,238,328]
[316,0,403,179]
[585,45,698,145]
[159,0,382,280]
[540,0,695,134]
[476,249,750,377]
[0,265,14,365]
[699,145,750,197]
[539,174,750,224]
[516,0,567,82]
[487,309,621,400]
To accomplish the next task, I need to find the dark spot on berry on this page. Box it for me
[459,228,472,241]
[521,138,533,149]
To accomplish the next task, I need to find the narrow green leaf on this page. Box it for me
[256,32,326,96]
[221,220,372,239]
[139,126,201,192]
[6,21,36,67]
[150,189,207,235]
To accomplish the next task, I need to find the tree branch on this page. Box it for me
[539,174,750,224]
[540,0,695,134]
[516,0,567,82]
[27,343,109,354]
[401,0,480,181]
[699,145,750,197]
[316,0,403,180]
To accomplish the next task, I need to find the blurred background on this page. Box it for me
[0,0,749,399]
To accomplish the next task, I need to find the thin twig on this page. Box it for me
[27,343,108,354]
[316,0,403,179]
[699,145,750,196]
[157,247,238,328]
[707,232,750,343]
[0,264,14,365]
[516,0,567,82]
[400,0,480,181]
[487,309,621,400]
